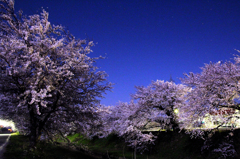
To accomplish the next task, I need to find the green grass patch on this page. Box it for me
[10,131,20,136]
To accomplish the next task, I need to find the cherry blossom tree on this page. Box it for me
[104,80,188,152]
[132,80,189,131]
[179,59,240,136]
[106,101,156,152]
[0,0,112,146]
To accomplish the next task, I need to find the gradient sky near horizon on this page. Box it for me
[15,0,240,106]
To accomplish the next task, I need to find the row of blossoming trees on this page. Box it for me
[105,61,240,151]
[100,61,240,154]
[0,0,240,155]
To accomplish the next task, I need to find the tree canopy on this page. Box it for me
[103,80,188,152]
[179,58,240,136]
[0,0,112,146]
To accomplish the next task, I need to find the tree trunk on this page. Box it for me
[29,124,43,148]
[29,106,40,148]
[29,126,38,148]
[134,146,136,159]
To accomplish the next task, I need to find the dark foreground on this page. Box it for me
[3,135,100,159]
[4,129,240,159]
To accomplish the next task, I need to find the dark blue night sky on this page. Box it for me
[15,0,240,106]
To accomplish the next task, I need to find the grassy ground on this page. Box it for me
[66,130,240,159]
[3,134,100,159]
[65,131,208,159]
[4,130,240,159]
